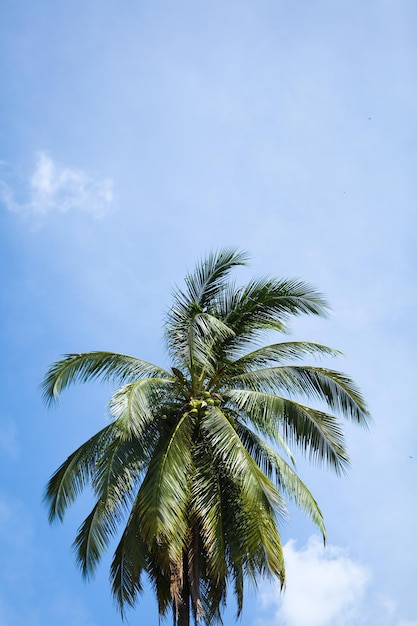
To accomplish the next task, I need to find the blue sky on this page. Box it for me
[0,1,416,624]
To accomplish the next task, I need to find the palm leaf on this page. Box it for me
[234,341,341,369]
[200,407,286,521]
[110,511,149,615]
[43,351,171,405]
[183,248,249,307]
[281,399,350,473]
[225,388,349,472]
[191,449,227,585]
[229,365,370,424]
[221,277,329,336]
[136,413,194,562]
[167,307,235,376]
[199,407,286,583]
[73,438,143,577]
[224,399,295,462]
[235,422,326,540]
[108,377,174,438]
[44,423,118,522]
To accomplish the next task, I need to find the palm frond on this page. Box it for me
[223,276,329,333]
[44,423,119,522]
[229,365,370,425]
[111,495,175,617]
[187,313,234,375]
[199,407,286,583]
[74,502,118,578]
[225,388,349,473]
[167,307,235,376]
[200,407,286,520]
[73,438,143,578]
[232,562,244,618]
[108,377,174,439]
[136,413,194,561]
[43,351,171,406]
[222,394,294,461]
[235,422,326,540]
[191,451,227,585]
[110,511,149,615]
[234,341,341,369]
[281,399,350,473]
[183,248,249,308]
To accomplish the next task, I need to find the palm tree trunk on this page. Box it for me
[177,553,190,626]
[188,524,203,621]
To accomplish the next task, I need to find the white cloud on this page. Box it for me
[257,536,371,626]
[255,537,417,626]
[0,152,116,220]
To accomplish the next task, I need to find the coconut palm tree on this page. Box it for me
[43,249,369,626]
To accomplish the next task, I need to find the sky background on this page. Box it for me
[0,1,416,625]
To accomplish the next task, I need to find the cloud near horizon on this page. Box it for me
[0,152,116,220]
[256,536,371,626]
[255,537,417,626]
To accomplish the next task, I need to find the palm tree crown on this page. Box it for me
[43,249,369,626]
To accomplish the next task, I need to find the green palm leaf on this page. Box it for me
[108,377,175,438]
[220,277,330,342]
[280,399,350,473]
[44,423,119,522]
[229,365,370,424]
[234,341,341,369]
[200,407,287,523]
[136,413,194,561]
[43,351,171,405]
[225,388,349,472]
[191,452,227,586]
[73,438,143,577]
[235,422,326,539]
[110,511,149,614]
[183,248,249,307]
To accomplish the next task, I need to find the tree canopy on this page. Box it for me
[43,248,369,625]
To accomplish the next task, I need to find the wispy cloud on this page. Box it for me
[0,152,116,220]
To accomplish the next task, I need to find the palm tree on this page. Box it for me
[43,249,369,626]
